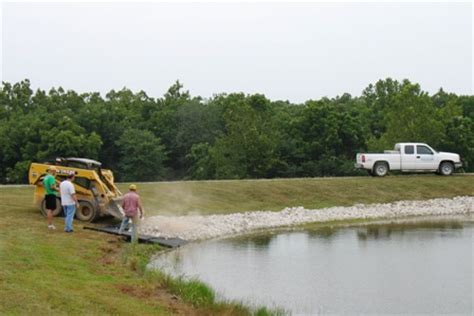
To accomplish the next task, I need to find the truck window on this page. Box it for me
[405,145,414,154]
[417,145,433,155]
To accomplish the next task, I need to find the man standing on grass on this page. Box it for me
[119,184,145,243]
[43,166,58,230]
[60,173,79,233]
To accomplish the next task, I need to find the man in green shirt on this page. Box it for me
[43,166,58,230]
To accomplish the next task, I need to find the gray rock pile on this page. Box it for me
[140,196,473,241]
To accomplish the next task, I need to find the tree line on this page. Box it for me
[0,78,472,183]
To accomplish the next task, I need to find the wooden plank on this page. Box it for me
[84,226,187,248]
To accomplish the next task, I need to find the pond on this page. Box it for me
[150,215,473,315]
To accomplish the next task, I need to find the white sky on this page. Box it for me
[1,1,472,102]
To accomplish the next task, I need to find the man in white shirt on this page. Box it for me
[60,173,79,233]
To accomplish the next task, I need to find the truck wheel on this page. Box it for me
[41,197,63,217]
[439,162,454,176]
[75,201,99,222]
[373,162,388,177]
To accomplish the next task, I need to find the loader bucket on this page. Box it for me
[106,198,124,220]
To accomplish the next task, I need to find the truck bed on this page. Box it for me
[356,152,401,170]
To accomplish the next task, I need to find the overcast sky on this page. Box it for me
[1,2,472,102]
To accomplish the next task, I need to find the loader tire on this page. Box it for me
[76,201,99,222]
[41,197,63,217]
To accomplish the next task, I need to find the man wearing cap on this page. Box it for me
[43,166,58,230]
[119,184,145,243]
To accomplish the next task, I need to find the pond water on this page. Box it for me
[150,216,473,315]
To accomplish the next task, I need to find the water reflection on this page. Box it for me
[151,215,473,315]
[357,220,464,240]
[357,226,392,240]
[223,218,466,248]
[306,225,338,239]
[228,233,275,249]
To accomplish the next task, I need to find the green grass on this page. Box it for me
[0,184,288,315]
[1,174,473,315]
[121,174,474,216]
[152,272,285,315]
[0,187,172,315]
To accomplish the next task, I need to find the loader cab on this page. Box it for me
[53,158,116,192]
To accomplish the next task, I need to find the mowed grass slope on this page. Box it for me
[0,187,260,316]
[122,175,474,216]
[0,175,473,315]
[0,187,174,315]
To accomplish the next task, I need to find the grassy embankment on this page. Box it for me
[1,175,473,315]
[0,186,279,315]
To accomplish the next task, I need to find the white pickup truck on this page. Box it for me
[355,143,462,177]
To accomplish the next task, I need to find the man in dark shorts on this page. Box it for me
[43,166,58,230]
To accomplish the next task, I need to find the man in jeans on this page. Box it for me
[60,173,79,233]
[43,166,58,230]
[119,184,145,243]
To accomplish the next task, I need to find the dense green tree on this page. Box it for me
[206,94,279,179]
[362,78,401,139]
[146,81,193,174]
[441,116,474,170]
[457,95,474,119]
[115,128,166,181]
[186,142,215,180]
[370,80,463,153]
[173,99,223,177]
[295,98,366,176]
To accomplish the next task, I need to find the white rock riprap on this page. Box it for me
[140,196,474,241]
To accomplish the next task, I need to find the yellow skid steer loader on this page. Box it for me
[29,158,124,222]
